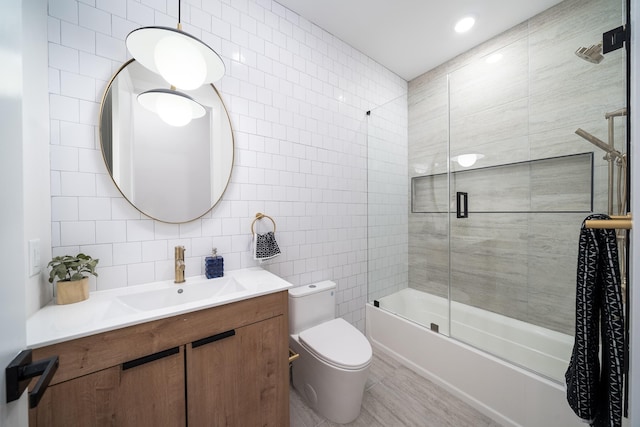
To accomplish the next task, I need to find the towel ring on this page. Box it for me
[251,213,276,234]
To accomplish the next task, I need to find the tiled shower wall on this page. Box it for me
[45,0,407,330]
[408,0,625,335]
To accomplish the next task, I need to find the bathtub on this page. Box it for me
[366,288,587,427]
[376,288,574,382]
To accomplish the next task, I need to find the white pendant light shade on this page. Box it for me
[126,26,225,90]
[154,36,206,90]
[138,89,206,127]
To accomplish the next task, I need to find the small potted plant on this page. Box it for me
[48,253,99,305]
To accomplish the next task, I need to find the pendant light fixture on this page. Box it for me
[126,0,225,90]
[138,88,206,127]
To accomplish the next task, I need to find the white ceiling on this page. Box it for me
[275,0,565,81]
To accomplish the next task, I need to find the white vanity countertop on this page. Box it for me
[27,267,292,348]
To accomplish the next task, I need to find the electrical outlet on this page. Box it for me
[28,239,40,277]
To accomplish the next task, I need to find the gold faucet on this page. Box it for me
[175,246,185,283]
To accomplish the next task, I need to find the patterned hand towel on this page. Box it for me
[253,231,281,261]
[565,214,624,427]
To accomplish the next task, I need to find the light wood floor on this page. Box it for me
[290,348,503,427]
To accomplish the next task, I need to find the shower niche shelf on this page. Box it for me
[411,152,594,214]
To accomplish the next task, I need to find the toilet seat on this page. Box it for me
[298,318,372,370]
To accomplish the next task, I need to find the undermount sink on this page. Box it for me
[117,277,247,312]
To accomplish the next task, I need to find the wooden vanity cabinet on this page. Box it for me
[29,291,289,427]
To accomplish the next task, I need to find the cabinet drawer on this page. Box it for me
[31,346,186,427]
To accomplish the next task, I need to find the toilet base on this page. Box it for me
[290,337,370,424]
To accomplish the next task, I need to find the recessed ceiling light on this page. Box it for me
[455,16,476,33]
[452,153,484,168]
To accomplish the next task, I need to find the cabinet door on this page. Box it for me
[31,346,186,427]
[186,316,288,427]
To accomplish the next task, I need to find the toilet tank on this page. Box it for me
[288,281,336,334]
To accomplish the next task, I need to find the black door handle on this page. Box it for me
[6,349,59,408]
[456,192,468,218]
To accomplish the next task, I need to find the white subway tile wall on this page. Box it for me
[48,0,407,330]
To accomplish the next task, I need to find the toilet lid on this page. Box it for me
[298,318,372,370]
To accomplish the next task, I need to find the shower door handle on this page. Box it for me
[456,192,468,218]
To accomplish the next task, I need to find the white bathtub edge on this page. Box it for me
[366,304,520,427]
[366,303,585,427]
[370,333,520,426]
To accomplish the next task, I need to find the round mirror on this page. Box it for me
[99,59,234,223]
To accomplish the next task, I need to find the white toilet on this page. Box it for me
[288,281,372,424]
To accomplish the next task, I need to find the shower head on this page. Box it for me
[575,42,604,64]
[575,128,622,159]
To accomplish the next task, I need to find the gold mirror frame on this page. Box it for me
[98,59,234,223]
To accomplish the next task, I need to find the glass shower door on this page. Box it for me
[367,0,627,385]
[447,0,627,381]
[366,95,410,309]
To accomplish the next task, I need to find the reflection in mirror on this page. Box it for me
[99,60,234,223]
